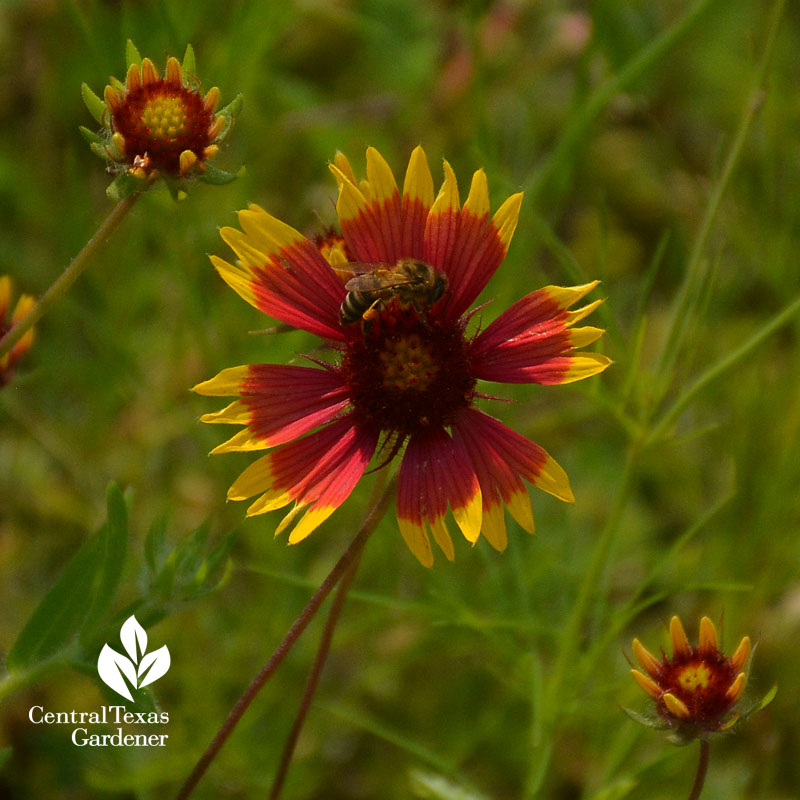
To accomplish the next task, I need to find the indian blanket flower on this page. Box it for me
[0,276,36,387]
[81,42,241,199]
[630,615,752,741]
[195,146,610,566]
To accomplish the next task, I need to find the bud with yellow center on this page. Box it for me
[81,41,242,200]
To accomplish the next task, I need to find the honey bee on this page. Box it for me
[338,259,448,326]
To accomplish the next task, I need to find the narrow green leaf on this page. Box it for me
[204,530,238,577]
[619,706,666,730]
[78,126,104,145]
[590,778,637,800]
[0,747,12,771]
[752,684,778,714]
[409,769,490,800]
[81,83,106,125]
[7,529,104,671]
[81,484,129,639]
[106,173,142,202]
[176,523,210,577]
[125,39,141,68]
[199,163,240,186]
[144,515,169,575]
[218,93,244,120]
[182,43,196,77]
[649,292,800,445]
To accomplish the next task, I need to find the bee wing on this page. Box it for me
[332,261,388,286]
[345,270,417,292]
[343,261,392,275]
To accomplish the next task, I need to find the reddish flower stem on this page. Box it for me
[0,193,139,360]
[174,474,397,800]
[268,550,363,800]
[687,740,710,800]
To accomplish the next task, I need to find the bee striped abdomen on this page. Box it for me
[339,291,378,325]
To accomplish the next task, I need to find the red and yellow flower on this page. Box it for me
[81,42,241,198]
[0,276,36,387]
[630,616,751,740]
[195,146,610,566]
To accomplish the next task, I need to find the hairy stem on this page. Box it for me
[175,474,397,800]
[687,740,710,800]
[0,194,139,359]
[268,551,363,800]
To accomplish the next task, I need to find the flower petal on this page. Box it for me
[439,182,523,322]
[194,364,351,451]
[401,145,434,256]
[730,636,751,673]
[396,428,482,565]
[632,638,662,679]
[669,616,691,659]
[332,148,427,264]
[698,616,718,656]
[423,160,460,278]
[663,692,691,719]
[229,416,378,543]
[214,204,345,340]
[631,668,662,700]
[454,406,573,505]
[470,282,610,384]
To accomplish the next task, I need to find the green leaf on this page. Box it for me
[7,528,104,671]
[81,83,106,125]
[185,530,237,598]
[79,126,105,145]
[590,778,637,800]
[182,43,196,78]
[0,747,12,771]
[218,93,244,120]
[7,485,129,671]
[106,173,143,202]
[619,705,666,730]
[90,142,108,160]
[81,484,129,639]
[199,163,241,186]
[757,684,779,711]
[408,769,489,800]
[144,515,169,576]
[125,39,142,68]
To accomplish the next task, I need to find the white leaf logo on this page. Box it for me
[97,615,170,701]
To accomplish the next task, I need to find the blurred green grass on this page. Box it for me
[1,0,799,797]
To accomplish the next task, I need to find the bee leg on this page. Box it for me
[360,298,382,332]
[410,298,431,326]
[362,298,382,322]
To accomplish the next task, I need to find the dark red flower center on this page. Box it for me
[341,305,475,439]
[111,83,214,173]
[658,650,738,727]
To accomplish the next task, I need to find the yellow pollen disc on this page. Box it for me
[678,663,712,692]
[380,334,438,392]
[141,95,188,139]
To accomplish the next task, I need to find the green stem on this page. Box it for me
[525,436,644,798]
[174,474,398,800]
[687,740,710,800]
[0,193,140,360]
[648,292,800,446]
[651,0,787,406]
